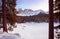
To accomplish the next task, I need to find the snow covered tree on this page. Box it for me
[54,0,60,39]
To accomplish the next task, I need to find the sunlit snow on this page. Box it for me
[9,22,49,39]
[0,22,59,39]
[0,32,20,39]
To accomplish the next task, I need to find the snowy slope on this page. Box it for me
[0,32,21,39]
[16,10,47,16]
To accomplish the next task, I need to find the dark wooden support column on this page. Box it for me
[49,0,54,39]
[2,0,8,32]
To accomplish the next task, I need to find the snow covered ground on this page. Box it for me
[8,22,59,39]
[0,22,59,39]
[9,22,49,39]
[0,32,21,39]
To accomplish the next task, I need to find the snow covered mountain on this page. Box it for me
[16,9,49,23]
[16,9,48,16]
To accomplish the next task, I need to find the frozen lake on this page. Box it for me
[9,22,59,39]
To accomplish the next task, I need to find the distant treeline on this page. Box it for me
[16,12,58,23]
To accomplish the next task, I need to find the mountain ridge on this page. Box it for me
[16,9,48,16]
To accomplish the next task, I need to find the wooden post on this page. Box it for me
[49,0,54,39]
[2,0,8,32]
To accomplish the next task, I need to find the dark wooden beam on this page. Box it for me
[49,0,54,39]
[2,0,8,32]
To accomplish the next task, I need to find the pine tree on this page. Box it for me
[6,0,17,31]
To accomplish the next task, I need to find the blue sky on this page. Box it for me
[16,0,48,11]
